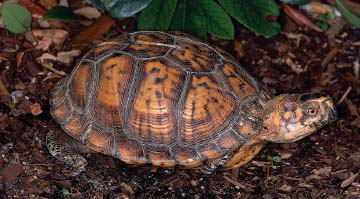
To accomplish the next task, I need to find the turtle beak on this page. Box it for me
[323,96,337,123]
[327,106,337,122]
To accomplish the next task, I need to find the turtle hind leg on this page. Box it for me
[200,152,234,174]
[46,130,88,176]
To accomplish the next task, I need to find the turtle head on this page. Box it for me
[261,93,337,143]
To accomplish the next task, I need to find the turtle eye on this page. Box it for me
[306,107,318,116]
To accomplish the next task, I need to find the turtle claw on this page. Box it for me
[201,152,233,174]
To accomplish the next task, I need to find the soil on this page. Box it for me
[1,6,360,199]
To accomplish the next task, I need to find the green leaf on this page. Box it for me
[316,21,329,31]
[138,0,177,30]
[91,0,106,11]
[170,0,207,40]
[1,3,32,33]
[91,0,152,19]
[61,189,70,196]
[267,155,282,163]
[279,0,310,5]
[335,0,360,28]
[219,0,281,37]
[43,6,78,21]
[199,0,234,39]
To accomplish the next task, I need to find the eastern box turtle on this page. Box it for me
[47,31,337,174]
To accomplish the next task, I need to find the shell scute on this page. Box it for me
[93,53,134,127]
[221,62,258,100]
[121,32,174,58]
[166,39,220,72]
[127,59,186,144]
[180,74,237,144]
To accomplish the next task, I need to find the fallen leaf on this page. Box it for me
[120,182,135,194]
[32,29,68,50]
[279,184,293,192]
[36,53,57,63]
[0,79,10,96]
[30,103,42,116]
[74,7,101,19]
[38,0,57,10]
[301,2,334,15]
[234,40,245,60]
[286,57,306,74]
[56,49,81,64]
[41,62,67,76]
[341,172,359,188]
[71,14,115,46]
[305,174,322,181]
[312,167,332,176]
[0,164,23,184]
[19,0,47,19]
[298,183,313,188]
[282,3,323,32]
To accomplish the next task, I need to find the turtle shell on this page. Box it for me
[50,31,271,168]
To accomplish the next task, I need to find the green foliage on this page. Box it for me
[43,6,78,21]
[91,0,152,19]
[279,0,310,5]
[199,0,234,40]
[335,0,360,28]
[219,0,280,38]
[316,12,336,31]
[1,2,32,33]
[94,0,282,39]
[139,0,234,40]
[138,0,177,30]
[267,155,282,163]
[61,189,70,196]
[169,0,207,40]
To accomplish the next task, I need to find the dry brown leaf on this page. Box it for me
[298,183,313,188]
[41,62,67,76]
[30,103,42,116]
[282,3,323,32]
[38,0,57,10]
[286,57,306,74]
[0,79,10,96]
[71,14,115,46]
[345,98,359,117]
[351,118,360,127]
[56,49,81,64]
[279,184,293,192]
[32,29,68,50]
[305,174,322,181]
[234,40,245,60]
[341,172,359,188]
[0,164,23,184]
[312,167,332,176]
[74,7,101,19]
[302,2,334,15]
[36,53,57,63]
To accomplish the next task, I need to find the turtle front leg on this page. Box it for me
[46,130,88,176]
[201,152,234,174]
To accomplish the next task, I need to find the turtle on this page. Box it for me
[47,31,337,174]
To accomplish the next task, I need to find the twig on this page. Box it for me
[223,175,255,191]
[337,86,352,105]
[354,58,359,79]
[321,47,338,67]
